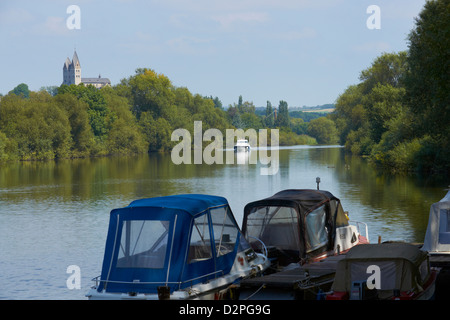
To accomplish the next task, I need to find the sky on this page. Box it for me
[0,0,426,108]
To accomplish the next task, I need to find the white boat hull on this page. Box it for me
[87,252,270,300]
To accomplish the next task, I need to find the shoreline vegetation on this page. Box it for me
[0,68,337,164]
[0,0,448,175]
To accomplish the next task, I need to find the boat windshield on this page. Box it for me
[245,206,301,255]
[116,220,170,269]
[188,205,240,263]
[211,206,239,257]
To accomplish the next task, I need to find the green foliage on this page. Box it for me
[290,118,308,135]
[0,68,321,162]
[58,84,113,138]
[54,93,95,157]
[275,100,290,128]
[0,92,72,160]
[278,128,316,146]
[289,110,325,122]
[307,117,338,145]
[332,0,449,174]
[9,83,30,99]
[403,0,449,155]
[119,68,175,119]
[264,101,274,127]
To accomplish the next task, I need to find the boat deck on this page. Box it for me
[430,254,450,268]
[239,254,346,299]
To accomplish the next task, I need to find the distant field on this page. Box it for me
[302,108,335,113]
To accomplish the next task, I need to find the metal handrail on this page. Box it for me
[349,220,369,243]
[91,269,225,290]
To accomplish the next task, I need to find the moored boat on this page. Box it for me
[87,194,270,300]
[237,189,369,299]
[422,190,450,259]
[242,189,369,267]
[326,242,439,300]
[422,190,450,299]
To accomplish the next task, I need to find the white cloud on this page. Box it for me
[212,12,269,29]
[165,36,215,55]
[150,0,341,13]
[276,28,317,41]
[0,8,34,26]
[33,16,69,36]
[352,41,391,53]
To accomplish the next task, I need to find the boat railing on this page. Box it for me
[349,220,369,243]
[90,269,226,291]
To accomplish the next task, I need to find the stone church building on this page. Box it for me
[63,51,111,88]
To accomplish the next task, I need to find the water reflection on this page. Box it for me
[0,146,447,299]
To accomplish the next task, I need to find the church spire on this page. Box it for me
[72,50,80,67]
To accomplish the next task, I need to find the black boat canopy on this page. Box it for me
[242,189,349,264]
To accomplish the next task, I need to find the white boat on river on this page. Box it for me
[234,139,251,152]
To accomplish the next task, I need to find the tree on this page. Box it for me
[359,51,407,94]
[402,0,450,172]
[9,83,30,98]
[237,95,243,110]
[241,112,263,130]
[364,83,405,143]
[290,118,308,135]
[107,118,147,155]
[307,117,338,145]
[264,101,274,127]
[54,93,95,157]
[119,68,175,119]
[275,100,290,128]
[58,84,112,138]
[40,86,59,96]
[404,0,449,141]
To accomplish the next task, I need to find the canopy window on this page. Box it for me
[439,209,450,244]
[210,206,239,257]
[188,213,212,263]
[305,205,328,252]
[245,206,301,253]
[117,220,170,269]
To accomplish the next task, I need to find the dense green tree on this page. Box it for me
[290,118,308,135]
[364,84,405,143]
[275,100,290,128]
[403,0,449,172]
[0,65,320,162]
[331,1,449,174]
[240,112,263,130]
[404,0,449,135]
[307,117,338,145]
[119,68,175,119]
[0,91,72,160]
[264,101,274,128]
[9,83,30,98]
[359,52,407,94]
[58,84,113,138]
[54,93,95,157]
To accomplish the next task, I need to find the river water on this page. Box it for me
[0,146,447,299]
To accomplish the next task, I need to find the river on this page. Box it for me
[0,146,447,299]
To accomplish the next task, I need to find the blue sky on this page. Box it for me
[0,0,425,107]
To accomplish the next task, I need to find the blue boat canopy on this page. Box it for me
[97,194,248,294]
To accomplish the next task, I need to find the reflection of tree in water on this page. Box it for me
[332,151,447,242]
[0,146,446,243]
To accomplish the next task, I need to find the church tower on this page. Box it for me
[62,51,81,85]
